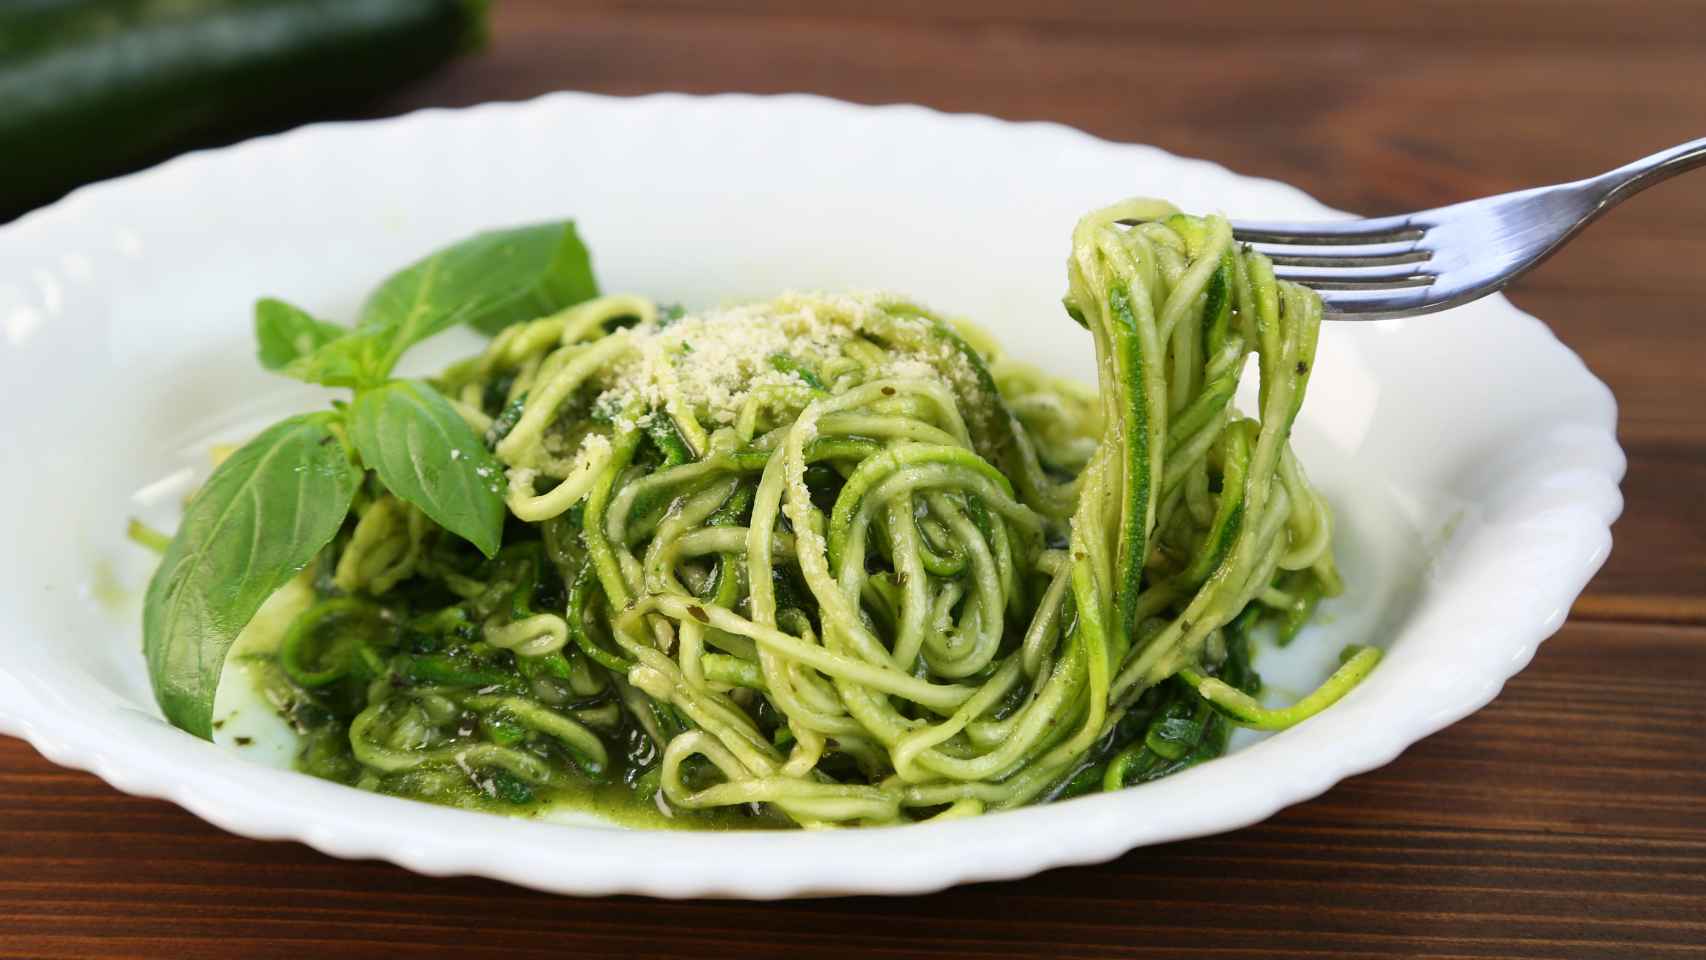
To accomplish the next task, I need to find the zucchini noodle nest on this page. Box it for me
[262,199,1379,827]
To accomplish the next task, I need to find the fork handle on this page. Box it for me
[1587,136,1706,205]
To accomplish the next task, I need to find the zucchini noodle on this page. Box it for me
[251,199,1377,827]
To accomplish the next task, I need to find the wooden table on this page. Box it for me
[4,3,1703,957]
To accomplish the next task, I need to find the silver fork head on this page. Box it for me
[1231,136,1706,319]
[1230,184,1607,320]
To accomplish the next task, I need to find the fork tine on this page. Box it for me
[1230,214,1422,245]
[1248,240,1431,268]
[1314,285,1439,320]
[1273,263,1437,289]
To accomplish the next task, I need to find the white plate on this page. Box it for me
[0,92,1623,898]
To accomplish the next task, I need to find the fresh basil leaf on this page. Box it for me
[350,221,598,380]
[144,415,361,739]
[455,222,598,337]
[253,298,348,372]
[349,380,506,558]
[266,222,597,387]
[283,334,373,388]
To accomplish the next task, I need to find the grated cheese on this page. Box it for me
[593,291,960,428]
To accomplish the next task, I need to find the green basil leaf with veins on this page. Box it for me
[267,222,597,387]
[359,220,599,360]
[253,297,349,372]
[144,414,361,739]
[309,221,599,385]
[349,380,507,558]
[282,332,374,388]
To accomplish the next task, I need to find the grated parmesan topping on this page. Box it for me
[592,291,968,428]
[576,431,613,462]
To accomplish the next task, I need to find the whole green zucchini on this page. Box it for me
[0,0,487,219]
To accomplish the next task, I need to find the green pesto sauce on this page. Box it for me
[422,762,774,831]
[230,568,780,831]
[244,654,778,831]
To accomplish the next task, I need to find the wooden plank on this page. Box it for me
[4,2,1703,957]
[389,4,1706,220]
[551,0,1706,49]
[0,621,1700,959]
[380,9,1706,268]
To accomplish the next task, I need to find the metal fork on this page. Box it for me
[1225,136,1706,319]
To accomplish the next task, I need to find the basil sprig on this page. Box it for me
[258,222,598,388]
[145,221,598,738]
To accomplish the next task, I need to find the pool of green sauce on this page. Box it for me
[359,752,770,831]
[230,579,780,832]
[236,655,777,832]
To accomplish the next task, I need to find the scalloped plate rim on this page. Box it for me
[0,91,1624,899]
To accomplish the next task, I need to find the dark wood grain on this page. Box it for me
[4,2,1704,957]
[4,623,1702,960]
